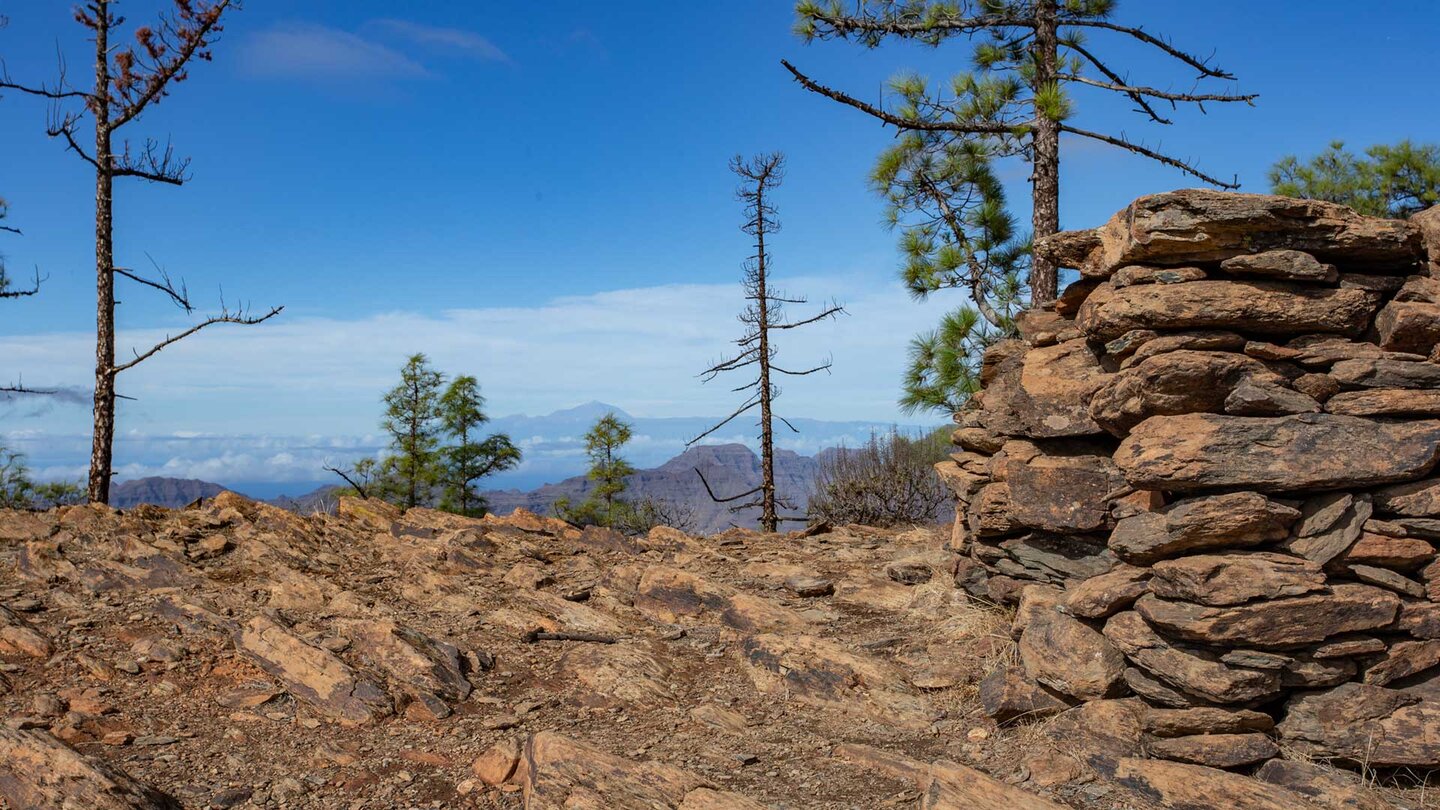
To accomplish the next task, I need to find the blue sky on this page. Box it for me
[2,1,1438,488]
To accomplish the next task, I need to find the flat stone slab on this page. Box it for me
[1134,585,1400,648]
[1077,279,1380,342]
[1114,413,1440,493]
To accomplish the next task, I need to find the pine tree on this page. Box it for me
[1271,140,1440,219]
[873,131,1028,414]
[556,412,636,528]
[382,354,446,510]
[437,375,520,517]
[786,0,1256,304]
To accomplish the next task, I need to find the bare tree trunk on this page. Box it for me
[87,6,115,505]
[1029,0,1061,306]
[754,192,778,534]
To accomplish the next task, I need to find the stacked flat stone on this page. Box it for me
[942,189,1440,772]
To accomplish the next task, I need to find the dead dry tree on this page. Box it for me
[0,1,281,503]
[688,153,844,533]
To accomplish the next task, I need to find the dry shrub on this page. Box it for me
[808,428,953,527]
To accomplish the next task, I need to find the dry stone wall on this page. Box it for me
[941,189,1440,771]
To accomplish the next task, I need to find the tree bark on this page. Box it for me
[1029,0,1061,306]
[755,187,778,534]
[87,4,116,505]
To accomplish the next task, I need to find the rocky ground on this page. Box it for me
[0,495,1431,808]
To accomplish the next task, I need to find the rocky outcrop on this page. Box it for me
[947,189,1440,784]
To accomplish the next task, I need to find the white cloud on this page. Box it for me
[368,19,510,63]
[1,273,963,486]
[239,23,430,81]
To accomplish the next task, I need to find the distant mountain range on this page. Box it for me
[481,443,823,534]
[106,443,830,534]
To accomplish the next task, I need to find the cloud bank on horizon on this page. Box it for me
[3,272,956,488]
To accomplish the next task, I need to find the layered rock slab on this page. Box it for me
[1114,413,1440,492]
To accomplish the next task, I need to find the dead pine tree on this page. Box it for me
[688,153,843,533]
[0,1,281,503]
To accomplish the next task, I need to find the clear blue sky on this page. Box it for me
[2,1,1438,487]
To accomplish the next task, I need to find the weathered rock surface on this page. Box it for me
[921,759,1068,810]
[1113,757,1311,810]
[1328,388,1440,416]
[1149,552,1326,606]
[979,338,1111,438]
[1003,451,1125,533]
[1285,492,1373,565]
[233,616,393,725]
[1107,492,1298,564]
[1019,609,1126,701]
[1085,189,1421,273]
[1141,706,1273,737]
[1134,586,1400,648]
[977,667,1070,724]
[1077,279,1380,342]
[1377,276,1440,354]
[0,727,181,809]
[1219,248,1338,281]
[1278,682,1440,766]
[1254,759,1397,810]
[1103,611,1280,704]
[1376,477,1440,518]
[1114,413,1440,493]
[1144,732,1278,768]
[1061,565,1150,619]
[1330,357,1440,388]
[1088,350,1274,435]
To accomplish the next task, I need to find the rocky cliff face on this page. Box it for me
[942,189,1440,785]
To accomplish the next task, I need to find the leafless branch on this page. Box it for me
[1063,19,1237,80]
[0,268,44,299]
[770,302,845,330]
[109,0,234,130]
[113,138,190,185]
[694,467,762,504]
[114,254,194,311]
[1060,124,1239,189]
[323,464,369,499]
[112,303,283,374]
[781,60,1020,135]
[801,9,1031,38]
[686,396,760,446]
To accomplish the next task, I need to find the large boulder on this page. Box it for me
[1084,189,1421,274]
[1133,585,1400,648]
[1277,682,1440,767]
[1114,413,1440,492]
[1076,279,1381,342]
[979,338,1110,438]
